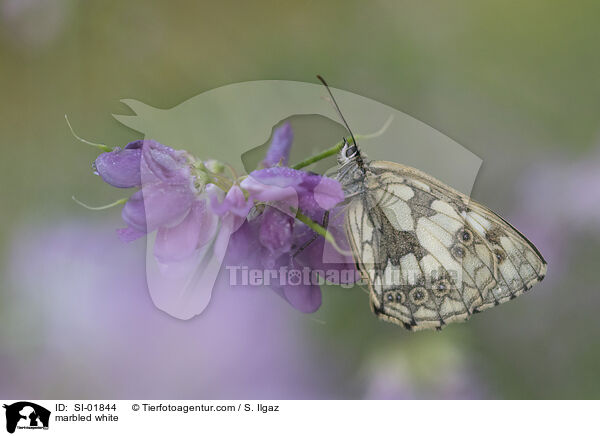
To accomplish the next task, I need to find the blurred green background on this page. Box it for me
[2,0,600,399]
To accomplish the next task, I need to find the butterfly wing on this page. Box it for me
[344,160,547,331]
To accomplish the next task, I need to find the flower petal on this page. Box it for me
[146,203,238,320]
[262,122,294,167]
[154,199,218,263]
[116,226,145,242]
[244,166,304,189]
[209,185,253,218]
[258,207,294,257]
[283,282,322,313]
[95,145,142,188]
[294,207,360,285]
[140,139,191,185]
[223,219,261,266]
[142,183,195,231]
[122,183,195,233]
[266,255,323,313]
[121,190,146,232]
[311,176,345,210]
[242,167,344,216]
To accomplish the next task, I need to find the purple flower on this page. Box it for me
[140,140,192,185]
[294,207,360,284]
[143,183,256,320]
[210,185,253,220]
[226,209,357,313]
[154,199,219,263]
[226,166,356,313]
[215,123,357,313]
[95,139,192,189]
[96,138,198,243]
[120,184,195,234]
[241,166,345,215]
[262,122,293,167]
[97,139,197,242]
[93,138,258,319]
[94,140,142,188]
[258,207,294,258]
[91,125,356,317]
[225,218,324,313]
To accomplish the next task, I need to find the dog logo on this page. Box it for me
[3,402,50,433]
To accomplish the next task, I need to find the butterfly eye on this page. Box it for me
[345,144,358,158]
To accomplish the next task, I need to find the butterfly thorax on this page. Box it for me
[336,142,370,197]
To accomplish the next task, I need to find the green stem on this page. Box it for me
[293,208,352,256]
[72,196,128,210]
[291,137,353,170]
[291,115,393,170]
[65,115,113,152]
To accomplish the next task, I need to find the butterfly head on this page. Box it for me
[338,137,365,168]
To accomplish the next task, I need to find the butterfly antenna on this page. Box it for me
[316,75,358,147]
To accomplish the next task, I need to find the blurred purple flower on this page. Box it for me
[511,146,600,277]
[363,350,488,400]
[3,221,338,399]
[3,221,489,399]
[262,122,293,167]
[564,152,600,227]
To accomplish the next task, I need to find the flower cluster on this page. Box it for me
[90,123,358,315]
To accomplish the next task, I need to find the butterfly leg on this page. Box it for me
[292,210,330,258]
